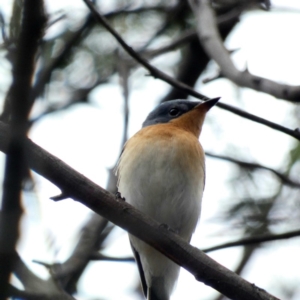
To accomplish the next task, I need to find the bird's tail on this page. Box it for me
[147,278,169,300]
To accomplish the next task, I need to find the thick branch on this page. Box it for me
[82,0,300,141]
[189,0,300,102]
[0,122,279,300]
[0,1,46,298]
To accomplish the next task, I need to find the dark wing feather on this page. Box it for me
[130,241,148,298]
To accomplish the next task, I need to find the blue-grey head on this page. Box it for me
[142,98,219,128]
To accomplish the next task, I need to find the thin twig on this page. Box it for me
[141,29,197,60]
[82,0,209,99]
[82,0,300,141]
[206,152,300,188]
[31,13,95,102]
[90,227,300,260]
[203,229,300,253]
[90,253,135,262]
[138,1,187,51]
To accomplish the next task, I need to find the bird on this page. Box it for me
[116,98,219,300]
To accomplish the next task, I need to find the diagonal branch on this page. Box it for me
[82,0,300,141]
[0,122,279,300]
[50,215,109,294]
[189,0,300,103]
[11,253,75,300]
[82,0,209,101]
[31,13,95,102]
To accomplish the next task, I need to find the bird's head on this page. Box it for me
[142,98,219,137]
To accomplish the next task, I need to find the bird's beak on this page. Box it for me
[195,97,220,112]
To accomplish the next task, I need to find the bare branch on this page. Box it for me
[31,13,95,102]
[50,215,109,293]
[141,29,197,60]
[82,0,300,141]
[31,208,110,294]
[203,229,300,253]
[206,152,300,188]
[82,0,209,100]
[0,0,46,297]
[138,1,188,51]
[11,253,75,300]
[189,0,300,103]
[90,228,300,260]
[160,6,240,102]
[90,252,135,262]
[8,284,75,300]
[31,5,170,104]
[0,122,280,300]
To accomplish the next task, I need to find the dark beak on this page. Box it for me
[196,97,220,111]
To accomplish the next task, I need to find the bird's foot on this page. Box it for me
[159,223,178,234]
[115,191,126,201]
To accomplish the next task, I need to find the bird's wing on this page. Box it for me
[130,241,148,298]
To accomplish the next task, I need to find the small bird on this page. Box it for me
[116,98,219,300]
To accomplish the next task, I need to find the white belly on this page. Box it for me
[117,132,204,240]
[117,129,205,296]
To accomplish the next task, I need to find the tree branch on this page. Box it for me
[90,252,135,262]
[82,0,209,100]
[50,215,109,293]
[11,253,75,300]
[206,152,300,188]
[82,0,300,141]
[90,227,300,261]
[0,1,46,297]
[189,0,300,103]
[0,122,279,300]
[31,13,95,102]
[202,228,300,253]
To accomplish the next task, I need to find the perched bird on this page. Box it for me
[116,98,219,300]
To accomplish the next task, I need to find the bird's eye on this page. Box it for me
[169,108,180,116]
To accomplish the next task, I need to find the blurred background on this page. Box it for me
[0,0,300,299]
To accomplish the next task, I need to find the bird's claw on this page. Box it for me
[115,191,126,201]
[159,223,178,234]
